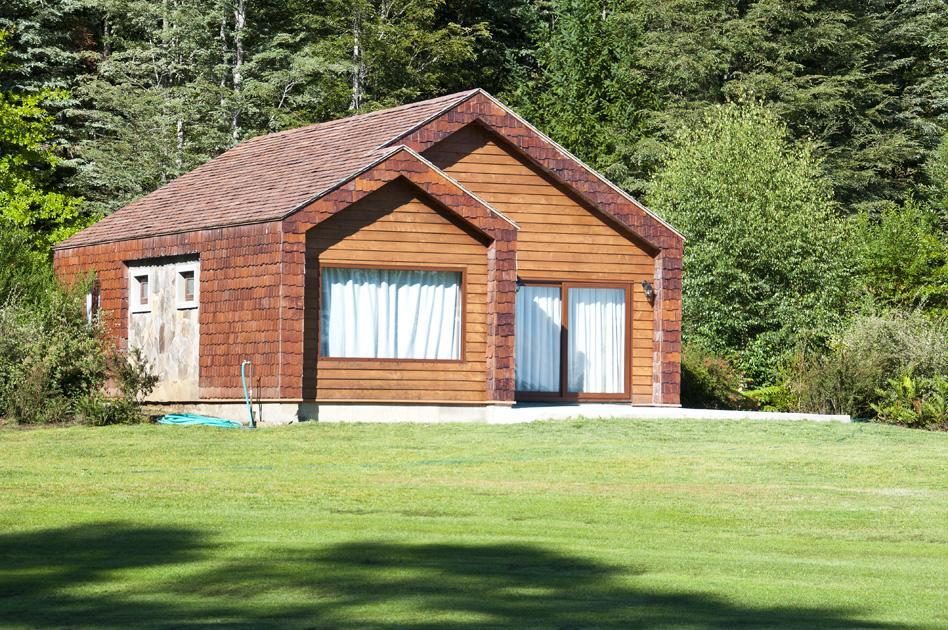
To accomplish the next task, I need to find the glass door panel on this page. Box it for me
[567,287,626,394]
[515,285,562,392]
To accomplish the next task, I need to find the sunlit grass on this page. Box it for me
[1,419,946,628]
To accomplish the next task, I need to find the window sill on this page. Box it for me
[176,303,199,310]
[130,307,152,315]
[319,356,464,364]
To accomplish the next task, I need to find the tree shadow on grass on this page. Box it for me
[0,523,902,629]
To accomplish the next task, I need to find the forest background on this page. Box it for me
[1,0,946,425]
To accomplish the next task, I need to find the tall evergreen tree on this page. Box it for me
[508,0,653,192]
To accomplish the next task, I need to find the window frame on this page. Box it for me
[175,262,200,310]
[515,279,633,402]
[317,263,467,363]
[85,278,101,324]
[129,270,153,314]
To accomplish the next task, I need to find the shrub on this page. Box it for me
[0,227,57,306]
[743,384,794,412]
[0,286,106,424]
[0,282,158,425]
[82,348,159,425]
[73,392,143,426]
[872,373,948,431]
[680,344,755,410]
[855,199,948,315]
[784,310,948,419]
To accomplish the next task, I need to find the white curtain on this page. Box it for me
[567,288,626,393]
[320,268,461,359]
[515,285,562,392]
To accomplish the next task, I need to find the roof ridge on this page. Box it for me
[239,89,479,147]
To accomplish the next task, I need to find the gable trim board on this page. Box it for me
[53,90,683,418]
[382,89,683,246]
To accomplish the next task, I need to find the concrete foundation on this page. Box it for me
[145,401,851,425]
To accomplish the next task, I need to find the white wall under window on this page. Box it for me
[320,267,462,360]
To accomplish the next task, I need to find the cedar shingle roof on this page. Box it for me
[57,90,479,249]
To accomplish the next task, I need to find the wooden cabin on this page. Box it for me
[53,90,683,423]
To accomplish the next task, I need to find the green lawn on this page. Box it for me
[1,419,946,628]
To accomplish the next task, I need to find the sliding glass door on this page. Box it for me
[515,281,630,400]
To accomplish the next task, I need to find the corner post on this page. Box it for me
[487,234,517,403]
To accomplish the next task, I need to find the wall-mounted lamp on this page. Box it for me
[641,280,656,304]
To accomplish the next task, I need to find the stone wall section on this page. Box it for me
[127,260,200,400]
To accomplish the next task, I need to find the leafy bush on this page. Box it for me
[680,344,755,410]
[0,281,158,425]
[0,286,107,424]
[784,310,948,419]
[855,199,948,315]
[743,384,794,412]
[73,392,142,426]
[872,373,948,431]
[0,227,57,306]
[648,102,853,385]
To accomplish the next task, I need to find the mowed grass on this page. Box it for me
[1,419,946,628]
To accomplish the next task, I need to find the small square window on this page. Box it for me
[181,271,195,301]
[176,263,199,309]
[129,271,152,314]
[137,275,149,305]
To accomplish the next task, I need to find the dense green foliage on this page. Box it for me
[872,372,948,430]
[679,342,754,410]
[0,282,158,425]
[0,33,85,248]
[648,103,853,383]
[1,420,946,626]
[0,1,945,421]
[855,200,948,313]
[3,0,945,216]
[0,284,104,424]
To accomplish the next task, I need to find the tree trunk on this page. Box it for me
[103,16,111,58]
[219,10,228,89]
[349,3,365,111]
[176,118,184,170]
[231,0,246,143]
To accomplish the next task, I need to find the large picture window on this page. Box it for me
[320,267,462,360]
[516,281,630,399]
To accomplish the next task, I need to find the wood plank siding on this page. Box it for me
[425,124,657,403]
[306,179,491,402]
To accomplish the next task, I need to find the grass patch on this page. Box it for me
[1,419,946,628]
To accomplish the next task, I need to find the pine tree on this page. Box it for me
[509,0,653,192]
